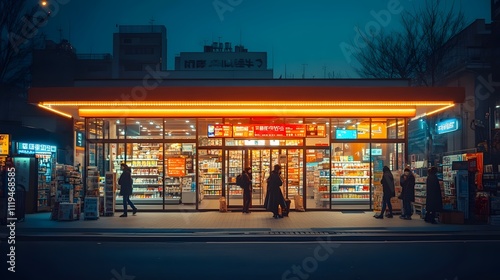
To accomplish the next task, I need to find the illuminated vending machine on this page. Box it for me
[13,142,57,213]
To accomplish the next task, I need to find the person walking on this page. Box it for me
[264,164,287,219]
[400,168,415,220]
[374,166,395,219]
[425,166,442,224]
[240,167,253,213]
[118,163,137,217]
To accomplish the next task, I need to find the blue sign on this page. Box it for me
[16,142,57,154]
[335,129,357,139]
[76,132,85,147]
[436,118,459,135]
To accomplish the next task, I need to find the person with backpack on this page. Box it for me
[238,167,252,213]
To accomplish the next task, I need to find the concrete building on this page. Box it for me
[112,25,167,79]
[408,17,500,167]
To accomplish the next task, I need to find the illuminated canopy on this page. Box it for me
[28,85,465,119]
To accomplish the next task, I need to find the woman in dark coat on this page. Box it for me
[400,168,415,220]
[374,166,395,219]
[425,166,442,224]
[118,163,137,217]
[264,164,287,219]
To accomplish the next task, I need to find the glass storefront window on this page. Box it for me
[87,118,104,140]
[164,118,196,139]
[331,142,371,210]
[305,118,329,146]
[108,118,125,139]
[371,118,392,139]
[332,118,370,140]
[306,149,330,209]
[126,118,163,139]
[397,119,406,139]
[198,148,222,210]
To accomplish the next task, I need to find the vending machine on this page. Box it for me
[13,142,57,213]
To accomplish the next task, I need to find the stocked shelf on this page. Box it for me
[199,150,222,199]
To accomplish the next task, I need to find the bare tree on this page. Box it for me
[0,0,50,99]
[352,0,466,86]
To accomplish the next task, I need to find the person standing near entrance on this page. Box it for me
[118,163,138,217]
[374,166,395,219]
[400,168,415,220]
[425,166,442,224]
[239,167,253,213]
[264,164,287,219]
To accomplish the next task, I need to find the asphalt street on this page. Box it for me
[2,239,499,280]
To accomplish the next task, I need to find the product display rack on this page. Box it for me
[329,161,370,205]
[226,150,243,198]
[250,149,270,200]
[114,143,164,205]
[103,172,116,216]
[198,149,222,198]
[37,157,54,212]
[413,177,426,217]
[286,149,302,198]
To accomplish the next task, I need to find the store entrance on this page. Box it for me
[225,148,303,210]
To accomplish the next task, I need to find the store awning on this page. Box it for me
[28,86,465,119]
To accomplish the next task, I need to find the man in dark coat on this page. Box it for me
[118,163,137,217]
[374,166,395,219]
[425,166,442,224]
[240,167,252,213]
[400,168,415,220]
[264,164,287,219]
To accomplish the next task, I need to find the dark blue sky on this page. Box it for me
[39,0,491,78]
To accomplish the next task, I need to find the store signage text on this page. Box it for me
[16,142,57,154]
[436,118,459,135]
[0,134,9,155]
[209,124,326,138]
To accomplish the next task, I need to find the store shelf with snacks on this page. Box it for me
[199,150,222,198]
[287,150,303,198]
[328,161,370,205]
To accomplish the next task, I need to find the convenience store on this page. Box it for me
[28,79,465,211]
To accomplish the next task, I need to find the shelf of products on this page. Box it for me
[103,172,116,216]
[199,149,222,198]
[413,177,426,217]
[286,149,303,198]
[52,164,83,220]
[226,150,243,197]
[37,157,54,212]
[114,143,164,203]
[329,161,370,204]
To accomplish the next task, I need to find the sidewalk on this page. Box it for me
[5,210,500,241]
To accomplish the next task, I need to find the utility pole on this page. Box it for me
[302,64,307,79]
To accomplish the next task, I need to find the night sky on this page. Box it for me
[39,0,491,78]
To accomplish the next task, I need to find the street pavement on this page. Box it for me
[2,210,500,242]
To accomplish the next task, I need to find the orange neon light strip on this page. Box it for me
[41,101,453,107]
[411,104,455,120]
[79,108,416,118]
[38,104,73,118]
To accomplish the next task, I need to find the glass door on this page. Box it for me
[225,150,245,207]
[285,149,303,210]
[305,149,330,209]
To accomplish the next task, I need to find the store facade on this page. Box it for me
[28,80,465,211]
